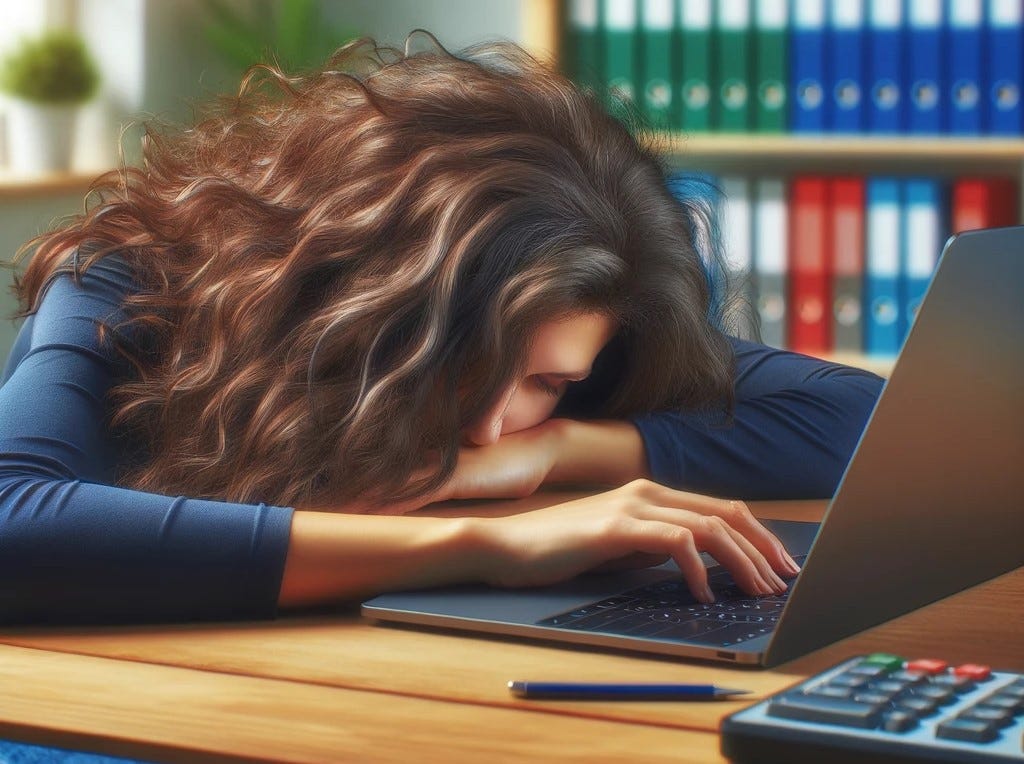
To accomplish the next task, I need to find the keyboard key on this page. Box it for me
[936,717,998,743]
[648,619,726,641]
[689,622,764,646]
[906,658,949,674]
[953,664,992,682]
[767,693,884,729]
[881,710,918,733]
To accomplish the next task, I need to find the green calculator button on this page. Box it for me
[862,654,905,673]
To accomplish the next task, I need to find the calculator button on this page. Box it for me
[932,674,975,693]
[914,685,955,705]
[881,710,918,733]
[953,664,992,682]
[854,692,896,707]
[809,685,855,700]
[977,694,1024,714]
[890,670,927,686]
[936,717,999,744]
[896,697,939,717]
[906,658,948,674]
[862,653,905,673]
[830,673,872,689]
[1000,682,1024,699]
[959,707,1016,728]
[848,664,888,679]
[767,693,885,729]
[872,680,911,697]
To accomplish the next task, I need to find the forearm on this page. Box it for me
[544,418,649,486]
[277,510,482,609]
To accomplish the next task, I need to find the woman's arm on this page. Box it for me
[626,338,884,499]
[0,258,294,624]
[400,336,883,503]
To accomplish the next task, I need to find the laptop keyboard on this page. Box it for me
[535,555,807,648]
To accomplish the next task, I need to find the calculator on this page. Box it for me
[721,653,1024,763]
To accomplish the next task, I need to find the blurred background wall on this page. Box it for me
[0,0,533,362]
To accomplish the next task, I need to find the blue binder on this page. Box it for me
[900,179,944,342]
[791,0,827,132]
[865,178,902,356]
[986,0,1023,134]
[947,0,984,134]
[906,0,944,133]
[866,0,905,133]
[828,0,865,133]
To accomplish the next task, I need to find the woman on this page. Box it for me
[0,33,883,624]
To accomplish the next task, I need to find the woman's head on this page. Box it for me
[14,31,737,508]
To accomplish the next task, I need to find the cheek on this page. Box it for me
[500,390,561,434]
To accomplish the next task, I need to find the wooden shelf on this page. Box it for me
[646,134,1024,161]
[0,170,103,199]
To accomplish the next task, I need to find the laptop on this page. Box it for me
[362,226,1024,667]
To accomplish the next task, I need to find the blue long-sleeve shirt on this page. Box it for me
[0,255,884,625]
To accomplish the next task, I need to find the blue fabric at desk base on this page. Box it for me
[0,740,152,764]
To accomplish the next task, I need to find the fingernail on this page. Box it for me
[785,552,801,574]
[701,585,715,603]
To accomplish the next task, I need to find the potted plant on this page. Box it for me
[0,29,100,174]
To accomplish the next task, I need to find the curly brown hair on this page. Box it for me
[11,31,737,510]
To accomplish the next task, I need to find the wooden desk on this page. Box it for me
[1,497,1021,762]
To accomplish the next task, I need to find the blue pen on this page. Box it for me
[507,681,751,701]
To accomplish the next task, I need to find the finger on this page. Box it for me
[625,504,771,596]
[654,510,772,597]
[645,485,801,577]
[614,520,714,603]
[719,522,788,594]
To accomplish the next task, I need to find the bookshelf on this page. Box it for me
[0,170,99,199]
[520,1,1024,378]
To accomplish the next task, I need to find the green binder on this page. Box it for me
[677,0,712,132]
[640,0,674,131]
[753,0,788,132]
[715,0,752,132]
[565,0,603,95]
[601,0,639,121]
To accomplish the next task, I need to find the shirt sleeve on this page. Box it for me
[629,337,886,500]
[0,255,295,624]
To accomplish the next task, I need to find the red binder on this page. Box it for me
[829,177,866,354]
[952,178,1019,233]
[788,176,831,354]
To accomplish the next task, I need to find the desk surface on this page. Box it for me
[1,496,1021,763]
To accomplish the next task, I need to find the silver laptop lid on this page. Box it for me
[764,226,1024,667]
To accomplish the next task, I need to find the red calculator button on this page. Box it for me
[953,664,992,681]
[907,659,949,675]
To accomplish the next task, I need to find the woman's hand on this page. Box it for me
[469,478,802,603]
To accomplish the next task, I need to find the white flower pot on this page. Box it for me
[4,99,78,174]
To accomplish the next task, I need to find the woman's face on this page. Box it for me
[461,312,618,446]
